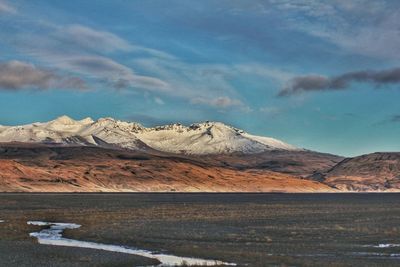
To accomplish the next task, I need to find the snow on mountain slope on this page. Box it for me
[0,116,93,144]
[77,117,147,150]
[0,116,299,154]
[136,122,297,154]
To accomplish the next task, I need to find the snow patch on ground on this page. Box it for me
[28,221,236,266]
[372,244,400,248]
[349,252,400,258]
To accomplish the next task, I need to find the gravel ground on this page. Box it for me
[1,193,400,266]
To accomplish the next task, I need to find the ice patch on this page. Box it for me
[349,252,400,258]
[28,221,236,266]
[362,243,400,248]
[374,244,400,248]
[0,220,4,223]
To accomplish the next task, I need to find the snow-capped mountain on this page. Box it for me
[0,116,299,154]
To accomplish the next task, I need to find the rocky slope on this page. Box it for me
[0,144,334,192]
[201,150,343,178]
[322,152,400,191]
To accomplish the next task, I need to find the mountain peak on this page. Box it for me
[79,117,94,124]
[51,115,94,124]
[53,115,76,124]
[0,116,299,154]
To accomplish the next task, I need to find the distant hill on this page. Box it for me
[322,152,400,191]
[0,116,399,192]
[0,144,333,193]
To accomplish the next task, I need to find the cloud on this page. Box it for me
[134,57,294,109]
[8,22,172,93]
[61,25,174,59]
[0,60,86,90]
[375,114,400,126]
[223,0,400,60]
[278,1,400,60]
[259,106,282,117]
[232,63,294,83]
[59,56,169,91]
[64,25,132,53]
[16,23,174,59]
[0,1,16,14]
[133,58,243,106]
[279,67,400,96]
[154,97,165,105]
[391,115,400,123]
[191,96,243,108]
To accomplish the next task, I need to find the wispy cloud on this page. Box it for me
[57,56,169,91]
[275,0,400,60]
[7,17,253,108]
[0,60,86,90]
[0,0,16,14]
[191,96,243,108]
[61,25,174,59]
[63,25,132,53]
[279,67,400,96]
[133,58,244,108]
[8,22,172,93]
[222,0,400,60]
[154,97,165,105]
[134,57,293,109]
[391,115,400,123]
[374,114,400,126]
[259,106,282,117]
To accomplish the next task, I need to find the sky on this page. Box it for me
[0,0,399,157]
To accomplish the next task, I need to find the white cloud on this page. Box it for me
[64,25,132,53]
[62,24,175,59]
[154,97,165,105]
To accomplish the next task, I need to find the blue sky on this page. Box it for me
[0,0,399,156]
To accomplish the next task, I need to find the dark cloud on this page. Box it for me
[0,61,86,90]
[374,114,400,126]
[391,115,400,123]
[279,67,400,96]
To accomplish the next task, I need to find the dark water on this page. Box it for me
[1,193,400,266]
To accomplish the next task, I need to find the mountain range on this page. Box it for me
[0,115,297,154]
[0,116,398,192]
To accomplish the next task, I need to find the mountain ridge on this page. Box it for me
[0,143,334,193]
[0,116,399,192]
[321,152,400,191]
[0,115,299,155]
